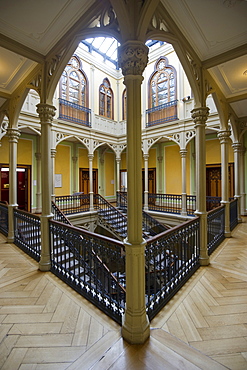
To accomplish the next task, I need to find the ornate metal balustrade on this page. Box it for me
[0,202,8,236]
[148,193,182,214]
[186,195,196,216]
[206,196,221,211]
[207,205,225,255]
[14,208,41,261]
[230,198,238,231]
[142,210,168,236]
[145,217,200,320]
[146,100,178,127]
[50,219,126,324]
[54,193,90,215]
[58,98,91,127]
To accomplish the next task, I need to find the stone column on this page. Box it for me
[232,142,242,222]
[191,107,209,266]
[37,103,56,271]
[143,154,149,211]
[240,145,246,216]
[118,40,150,344]
[116,157,121,192]
[218,130,231,236]
[35,151,42,213]
[7,128,20,243]
[88,153,94,211]
[180,149,187,216]
[51,148,56,203]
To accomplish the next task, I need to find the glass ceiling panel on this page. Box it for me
[80,38,164,70]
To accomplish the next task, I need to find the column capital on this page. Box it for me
[88,153,94,161]
[36,103,56,124]
[191,107,209,126]
[180,149,187,157]
[51,148,56,158]
[118,41,149,76]
[232,142,242,153]
[143,154,149,160]
[217,129,231,144]
[7,128,20,143]
[72,156,78,163]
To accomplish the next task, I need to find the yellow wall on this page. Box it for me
[149,148,156,167]
[165,144,181,194]
[120,152,126,169]
[55,144,71,195]
[0,136,9,163]
[105,151,115,196]
[206,137,234,164]
[18,139,32,165]
[79,147,88,168]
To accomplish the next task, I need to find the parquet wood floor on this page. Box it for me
[0,218,247,369]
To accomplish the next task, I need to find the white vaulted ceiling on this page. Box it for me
[0,0,246,118]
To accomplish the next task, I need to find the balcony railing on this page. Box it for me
[54,193,90,214]
[58,98,91,127]
[0,201,8,236]
[146,100,178,127]
[207,205,225,255]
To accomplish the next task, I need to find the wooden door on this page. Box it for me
[206,163,234,198]
[79,168,98,194]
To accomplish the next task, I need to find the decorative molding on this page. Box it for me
[118,41,149,76]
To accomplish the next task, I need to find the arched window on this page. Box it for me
[122,88,127,120]
[147,57,177,127]
[59,55,90,126]
[99,78,113,119]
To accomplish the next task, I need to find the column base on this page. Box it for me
[199,256,210,266]
[122,309,150,344]
[39,259,51,272]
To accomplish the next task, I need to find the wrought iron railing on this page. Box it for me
[230,198,238,231]
[146,100,178,127]
[142,210,168,236]
[52,201,71,224]
[50,219,126,324]
[0,202,8,236]
[54,193,90,215]
[14,208,41,261]
[58,98,91,127]
[116,191,127,212]
[145,217,200,320]
[207,205,225,255]
[186,195,196,216]
[148,193,182,214]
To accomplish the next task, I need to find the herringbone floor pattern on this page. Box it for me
[0,218,247,369]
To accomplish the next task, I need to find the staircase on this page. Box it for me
[95,194,168,240]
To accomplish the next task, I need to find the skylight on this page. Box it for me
[80,38,164,70]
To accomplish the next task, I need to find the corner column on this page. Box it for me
[88,153,94,211]
[180,149,187,216]
[232,142,242,222]
[191,107,209,266]
[218,130,231,236]
[37,103,56,271]
[7,128,20,242]
[144,154,149,211]
[118,41,150,344]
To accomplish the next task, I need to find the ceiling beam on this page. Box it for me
[202,44,247,69]
[0,33,44,63]
[227,93,247,103]
[0,91,11,100]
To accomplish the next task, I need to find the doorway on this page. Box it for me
[0,165,31,211]
[79,168,98,194]
[206,163,234,198]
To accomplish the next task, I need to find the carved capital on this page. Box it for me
[35,152,41,161]
[118,41,149,76]
[217,130,231,144]
[191,107,209,127]
[180,149,187,158]
[36,104,56,124]
[7,128,20,143]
